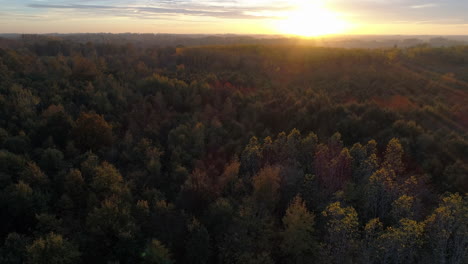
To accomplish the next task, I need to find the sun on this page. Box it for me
[275,1,348,37]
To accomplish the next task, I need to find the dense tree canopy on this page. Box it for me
[0,35,467,263]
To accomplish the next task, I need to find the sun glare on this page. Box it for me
[275,1,348,37]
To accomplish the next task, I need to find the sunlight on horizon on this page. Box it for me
[274,1,350,37]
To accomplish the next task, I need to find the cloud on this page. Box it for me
[410,3,438,9]
[28,4,113,10]
[328,0,468,24]
[21,1,468,24]
[26,1,289,20]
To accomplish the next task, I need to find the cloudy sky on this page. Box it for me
[1,0,467,35]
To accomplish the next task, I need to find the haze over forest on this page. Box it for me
[2,33,468,49]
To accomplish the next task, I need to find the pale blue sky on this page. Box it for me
[1,0,467,34]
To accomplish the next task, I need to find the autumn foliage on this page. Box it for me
[0,36,467,263]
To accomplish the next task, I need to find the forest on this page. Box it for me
[0,35,467,264]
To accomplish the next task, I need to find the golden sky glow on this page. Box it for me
[1,1,467,35]
[274,1,349,37]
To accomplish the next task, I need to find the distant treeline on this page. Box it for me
[1,33,468,49]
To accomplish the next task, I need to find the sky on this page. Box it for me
[1,0,467,35]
